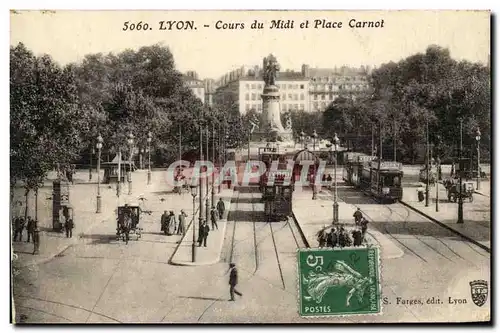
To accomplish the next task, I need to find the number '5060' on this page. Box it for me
[123,21,150,31]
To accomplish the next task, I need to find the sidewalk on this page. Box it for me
[400,182,490,252]
[12,186,117,268]
[11,171,166,268]
[169,187,235,266]
[292,185,404,259]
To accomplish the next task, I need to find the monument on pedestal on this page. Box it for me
[253,54,294,143]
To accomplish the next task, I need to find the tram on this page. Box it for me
[343,152,376,186]
[359,160,404,203]
[258,145,294,221]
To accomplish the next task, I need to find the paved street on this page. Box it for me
[12,166,490,323]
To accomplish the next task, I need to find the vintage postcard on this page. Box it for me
[10,10,491,324]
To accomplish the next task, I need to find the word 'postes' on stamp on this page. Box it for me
[298,247,381,316]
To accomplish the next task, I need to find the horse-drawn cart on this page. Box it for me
[445,179,475,203]
[116,204,145,244]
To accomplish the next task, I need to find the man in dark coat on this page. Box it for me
[160,211,169,234]
[210,207,219,231]
[216,198,225,220]
[26,217,35,243]
[353,208,363,225]
[229,263,243,301]
[352,228,363,246]
[14,217,25,242]
[65,218,74,238]
[198,220,210,247]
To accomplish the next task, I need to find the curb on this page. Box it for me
[169,220,228,267]
[474,191,489,198]
[290,211,310,248]
[169,189,235,266]
[400,200,490,253]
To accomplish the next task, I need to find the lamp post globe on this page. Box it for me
[190,184,198,262]
[96,134,103,213]
[147,131,152,185]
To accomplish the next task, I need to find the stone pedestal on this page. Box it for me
[253,84,293,142]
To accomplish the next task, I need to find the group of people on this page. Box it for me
[12,216,40,255]
[160,210,187,236]
[316,208,369,248]
[160,198,226,249]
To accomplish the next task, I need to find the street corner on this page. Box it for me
[297,247,381,317]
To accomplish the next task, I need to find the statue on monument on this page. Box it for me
[263,54,280,86]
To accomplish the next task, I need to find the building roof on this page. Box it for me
[240,71,307,82]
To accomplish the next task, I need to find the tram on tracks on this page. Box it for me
[359,159,404,203]
[342,152,376,187]
[258,145,294,221]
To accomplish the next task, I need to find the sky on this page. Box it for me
[10,10,490,81]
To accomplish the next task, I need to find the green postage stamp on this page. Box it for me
[298,247,381,317]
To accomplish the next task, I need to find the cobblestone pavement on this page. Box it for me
[11,168,490,323]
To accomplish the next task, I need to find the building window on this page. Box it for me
[300,93,305,100]
[246,104,250,111]
[321,101,326,108]
[321,95,325,100]
[300,84,305,89]
[294,84,298,89]
[282,104,287,111]
[314,94,318,100]
[294,104,299,110]
[251,93,256,100]
[288,84,293,89]
[245,84,250,90]
[258,84,262,90]
[294,94,298,100]
[245,93,249,101]
[299,104,305,110]
[288,94,293,99]
[313,102,319,110]
[282,94,286,100]
[329,93,333,100]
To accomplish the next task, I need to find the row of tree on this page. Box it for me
[287,46,490,164]
[10,42,244,197]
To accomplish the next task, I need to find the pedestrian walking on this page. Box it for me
[65,218,74,238]
[353,208,363,225]
[160,210,169,234]
[167,211,176,235]
[217,198,225,220]
[228,263,243,301]
[177,210,187,235]
[32,225,40,255]
[198,220,210,247]
[330,227,338,248]
[417,184,425,202]
[210,207,219,231]
[14,217,25,242]
[26,217,35,243]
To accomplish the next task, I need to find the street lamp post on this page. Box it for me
[127,133,134,195]
[300,131,305,149]
[458,119,464,224]
[332,133,340,224]
[96,134,103,213]
[199,123,204,228]
[89,148,94,181]
[312,130,318,200]
[476,128,481,191]
[147,131,152,185]
[190,185,198,262]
